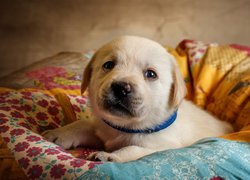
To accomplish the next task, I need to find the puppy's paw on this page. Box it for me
[42,129,77,149]
[87,151,122,162]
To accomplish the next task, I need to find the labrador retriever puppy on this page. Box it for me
[43,36,233,162]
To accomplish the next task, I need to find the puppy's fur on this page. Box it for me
[43,36,233,162]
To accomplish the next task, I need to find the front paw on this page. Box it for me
[42,129,77,149]
[87,151,121,162]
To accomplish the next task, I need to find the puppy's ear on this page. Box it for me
[171,60,187,108]
[81,53,97,94]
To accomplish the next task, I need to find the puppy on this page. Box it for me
[43,36,233,162]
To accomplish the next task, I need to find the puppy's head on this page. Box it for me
[81,36,186,129]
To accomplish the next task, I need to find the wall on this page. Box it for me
[0,0,249,77]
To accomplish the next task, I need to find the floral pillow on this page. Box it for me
[0,89,63,133]
[0,89,102,179]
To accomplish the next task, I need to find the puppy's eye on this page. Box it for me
[144,69,158,80]
[103,61,115,71]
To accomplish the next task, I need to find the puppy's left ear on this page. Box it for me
[81,53,97,94]
[171,59,187,108]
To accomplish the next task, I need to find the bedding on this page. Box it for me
[0,51,93,90]
[0,89,101,179]
[0,40,249,179]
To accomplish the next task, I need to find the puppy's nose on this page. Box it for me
[111,81,132,98]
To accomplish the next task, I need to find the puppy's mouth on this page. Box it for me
[103,98,135,117]
[100,90,143,118]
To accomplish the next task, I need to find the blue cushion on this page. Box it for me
[80,138,250,179]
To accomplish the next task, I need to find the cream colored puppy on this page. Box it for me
[43,36,233,162]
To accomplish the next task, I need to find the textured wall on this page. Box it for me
[0,0,250,77]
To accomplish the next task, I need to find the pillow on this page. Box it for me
[0,88,101,179]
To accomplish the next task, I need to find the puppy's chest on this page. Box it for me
[95,127,132,151]
[95,125,174,151]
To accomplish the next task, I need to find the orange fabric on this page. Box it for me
[169,40,250,142]
[54,93,77,125]
[220,127,250,142]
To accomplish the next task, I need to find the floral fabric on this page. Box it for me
[0,52,90,90]
[26,66,81,90]
[0,89,101,179]
[0,89,64,133]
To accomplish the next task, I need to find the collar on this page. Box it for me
[102,110,178,134]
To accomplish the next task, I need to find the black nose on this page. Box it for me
[111,81,132,98]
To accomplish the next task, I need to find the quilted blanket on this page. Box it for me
[0,40,249,179]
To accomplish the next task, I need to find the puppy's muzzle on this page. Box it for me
[102,81,141,117]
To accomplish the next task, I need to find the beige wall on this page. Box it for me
[0,0,250,77]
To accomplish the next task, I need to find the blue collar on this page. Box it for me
[102,110,178,134]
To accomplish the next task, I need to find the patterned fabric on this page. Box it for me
[0,89,101,179]
[81,138,250,179]
[169,40,250,142]
[0,89,64,133]
[26,66,81,90]
[0,52,89,90]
